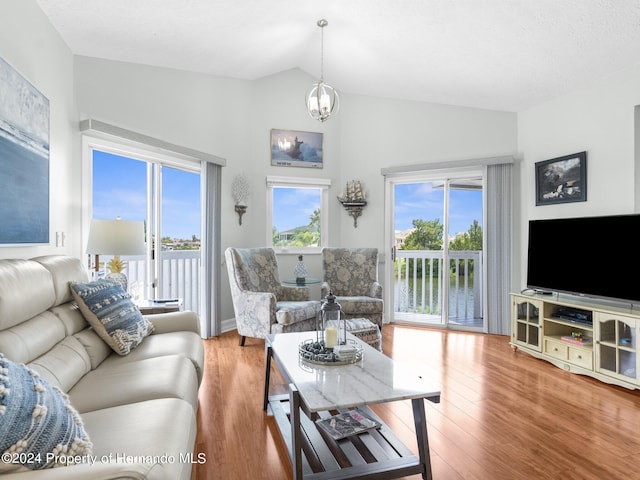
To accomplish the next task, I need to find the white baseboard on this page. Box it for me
[220,317,237,334]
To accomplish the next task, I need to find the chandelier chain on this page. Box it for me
[320,22,324,82]
[305,18,339,122]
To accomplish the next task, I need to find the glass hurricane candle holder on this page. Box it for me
[317,291,346,349]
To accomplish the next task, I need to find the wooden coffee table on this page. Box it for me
[263,331,441,479]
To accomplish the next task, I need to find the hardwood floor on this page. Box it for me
[192,325,640,480]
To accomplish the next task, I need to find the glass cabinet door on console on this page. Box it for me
[512,296,542,352]
[595,312,638,384]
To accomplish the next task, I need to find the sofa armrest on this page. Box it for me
[370,281,383,299]
[145,310,200,336]
[233,290,278,338]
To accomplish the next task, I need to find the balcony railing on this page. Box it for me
[394,249,482,323]
[117,251,201,315]
[114,249,480,325]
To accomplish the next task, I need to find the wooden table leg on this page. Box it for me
[412,397,433,480]
[289,384,303,480]
[263,342,273,411]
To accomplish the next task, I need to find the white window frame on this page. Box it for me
[266,176,331,254]
[82,135,202,296]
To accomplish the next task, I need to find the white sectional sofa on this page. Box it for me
[0,255,204,479]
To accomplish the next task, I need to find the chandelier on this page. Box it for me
[305,19,340,122]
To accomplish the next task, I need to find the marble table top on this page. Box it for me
[267,331,441,413]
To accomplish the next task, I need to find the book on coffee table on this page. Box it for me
[316,408,380,440]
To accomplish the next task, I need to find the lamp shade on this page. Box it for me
[86,219,145,255]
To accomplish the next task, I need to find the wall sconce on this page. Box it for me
[231,174,250,225]
[338,180,367,228]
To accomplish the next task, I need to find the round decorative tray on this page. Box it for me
[298,339,363,365]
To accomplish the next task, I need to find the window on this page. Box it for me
[90,148,201,310]
[81,119,226,337]
[266,176,330,253]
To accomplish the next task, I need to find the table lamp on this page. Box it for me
[86,217,145,290]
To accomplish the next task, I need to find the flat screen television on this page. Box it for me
[527,214,640,304]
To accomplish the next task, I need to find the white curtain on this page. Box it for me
[485,162,512,335]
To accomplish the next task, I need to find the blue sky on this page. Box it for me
[272,187,320,232]
[93,151,200,239]
[271,183,482,235]
[394,183,482,235]
[94,151,481,238]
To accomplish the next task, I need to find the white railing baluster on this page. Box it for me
[412,257,417,312]
[429,257,435,314]
[116,251,201,316]
[394,250,482,325]
[420,258,427,313]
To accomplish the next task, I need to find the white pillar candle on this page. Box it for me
[319,92,330,114]
[308,96,318,115]
[324,326,338,348]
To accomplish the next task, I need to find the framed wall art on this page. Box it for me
[535,151,586,206]
[0,56,50,244]
[270,129,323,168]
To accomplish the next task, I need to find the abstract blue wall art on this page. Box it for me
[0,57,49,244]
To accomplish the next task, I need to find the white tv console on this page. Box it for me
[510,292,640,390]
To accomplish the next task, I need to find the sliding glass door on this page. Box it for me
[158,165,201,308]
[91,149,201,312]
[392,180,446,325]
[387,171,484,331]
[446,177,483,329]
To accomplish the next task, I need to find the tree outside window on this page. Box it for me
[266,177,330,253]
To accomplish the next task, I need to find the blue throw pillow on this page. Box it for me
[0,353,92,471]
[70,279,154,355]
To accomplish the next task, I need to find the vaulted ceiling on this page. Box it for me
[36,0,640,112]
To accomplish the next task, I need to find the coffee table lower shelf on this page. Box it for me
[267,390,428,480]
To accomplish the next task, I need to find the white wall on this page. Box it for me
[3,0,518,323]
[338,94,517,305]
[74,58,517,320]
[73,60,343,319]
[0,0,79,259]
[7,0,640,329]
[516,64,640,291]
[339,94,517,247]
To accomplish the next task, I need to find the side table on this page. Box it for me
[282,278,321,286]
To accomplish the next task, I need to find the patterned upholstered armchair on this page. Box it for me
[321,248,383,328]
[225,247,321,345]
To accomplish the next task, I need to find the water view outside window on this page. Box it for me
[271,187,321,247]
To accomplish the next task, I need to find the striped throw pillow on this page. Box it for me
[70,279,154,355]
